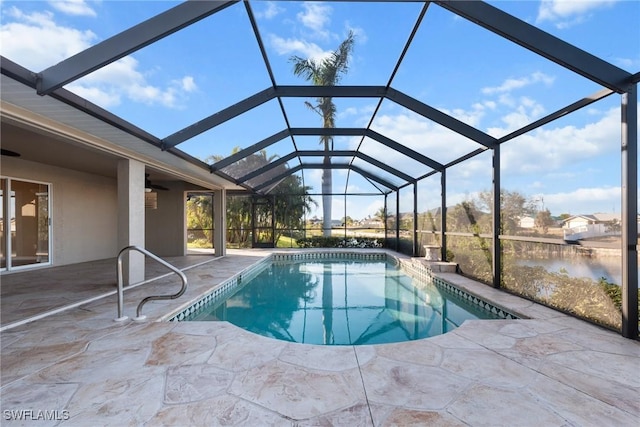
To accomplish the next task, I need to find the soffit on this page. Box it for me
[0,75,244,190]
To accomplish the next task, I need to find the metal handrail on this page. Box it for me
[116,245,188,321]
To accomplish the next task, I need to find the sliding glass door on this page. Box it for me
[0,179,5,270]
[0,178,51,271]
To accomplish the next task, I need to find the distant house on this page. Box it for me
[562,213,619,229]
[562,213,623,240]
[308,217,344,227]
[359,219,383,228]
[519,216,536,229]
[308,217,322,225]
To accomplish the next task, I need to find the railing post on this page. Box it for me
[115,250,127,321]
[114,245,188,322]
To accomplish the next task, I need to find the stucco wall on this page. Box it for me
[564,218,590,229]
[2,157,118,265]
[145,181,187,257]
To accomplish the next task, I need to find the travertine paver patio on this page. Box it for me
[1,249,638,426]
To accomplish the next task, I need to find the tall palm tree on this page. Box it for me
[291,31,355,237]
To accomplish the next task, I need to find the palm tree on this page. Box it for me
[291,31,355,237]
[373,206,387,223]
[204,148,313,247]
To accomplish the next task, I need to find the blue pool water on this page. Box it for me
[184,259,506,345]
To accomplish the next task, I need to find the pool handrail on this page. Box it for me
[115,245,188,321]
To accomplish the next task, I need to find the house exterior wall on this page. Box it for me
[563,223,608,240]
[564,217,592,229]
[519,217,535,228]
[2,156,118,265]
[145,181,187,257]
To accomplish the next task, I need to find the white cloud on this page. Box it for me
[543,187,620,215]
[306,169,324,188]
[267,2,359,66]
[65,85,120,108]
[268,34,332,63]
[481,72,555,95]
[487,96,547,134]
[1,7,196,109]
[0,7,96,70]
[341,107,359,117]
[362,199,384,218]
[500,106,619,175]
[255,1,284,20]
[346,23,367,44]
[359,96,621,215]
[416,184,442,213]
[537,0,617,28]
[368,111,485,172]
[473,101,496,111]
[178,76,197,93]
[446,190,483,210]
[70,56,193,108]
[69,74,191,109]
[297,2,332,34]
[497,93,516,108]
[335,196,384,221]
[48,0,97,17]
[78,56,140,85]
[449,157,493,181]
[438,103,487,128]
[127,83,176,107]
[337,103,376,123]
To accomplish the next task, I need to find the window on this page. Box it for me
[0,178,51,270]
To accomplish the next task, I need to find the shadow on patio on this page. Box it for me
[1,252,219,326]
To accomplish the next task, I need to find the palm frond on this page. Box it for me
[321,30,355,85]
[290,31,356,155]
[291,56,321,84]
[304,101,322,117]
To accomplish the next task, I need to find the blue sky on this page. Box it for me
[1,0,639,220]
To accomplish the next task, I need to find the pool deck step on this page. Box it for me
[413,258,458,273]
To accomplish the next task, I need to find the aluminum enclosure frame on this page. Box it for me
[2,0,636,338]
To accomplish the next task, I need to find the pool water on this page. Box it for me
[185,259,504,345]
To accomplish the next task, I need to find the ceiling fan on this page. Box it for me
[145,173,169,192]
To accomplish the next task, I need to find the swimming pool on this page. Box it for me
[174,253,517,345]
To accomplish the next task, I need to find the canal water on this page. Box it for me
[515,256,639,287]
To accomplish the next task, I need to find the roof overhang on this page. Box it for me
[1,60,244,191]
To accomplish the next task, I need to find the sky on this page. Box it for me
[1,0,639,220]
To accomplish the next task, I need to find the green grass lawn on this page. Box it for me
[276,235,300,248]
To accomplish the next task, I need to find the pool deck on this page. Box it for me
[1,249,638,426]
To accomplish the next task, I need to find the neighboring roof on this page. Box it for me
[1,0,637,196]
[561,213,623,224]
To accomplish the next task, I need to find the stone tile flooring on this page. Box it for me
[0,253,218,325]
[1,249,638,426]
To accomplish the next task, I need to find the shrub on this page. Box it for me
[296,236,384,248]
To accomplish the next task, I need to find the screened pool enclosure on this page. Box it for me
[1,0,637,338]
